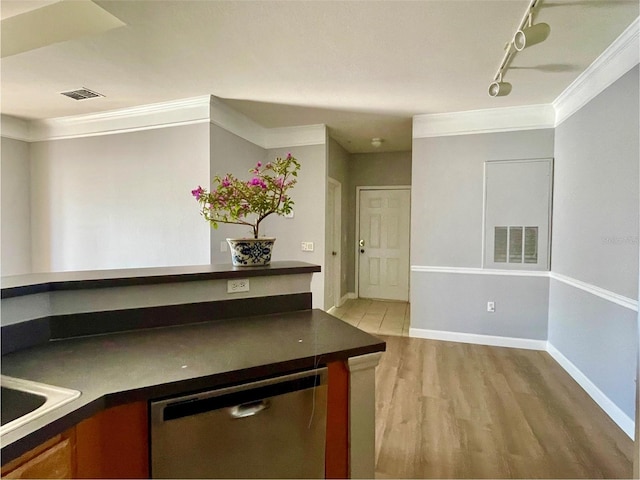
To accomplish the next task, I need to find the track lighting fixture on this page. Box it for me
[488,0,550,97]
[514,14,551,51]
[488,73,512,97]
[371,137,383,148]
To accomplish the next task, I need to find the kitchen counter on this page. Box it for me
[1,261,320,299]
[1,309,385,463]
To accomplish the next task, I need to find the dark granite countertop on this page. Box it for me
[1,309,384,463]
[1,261,321,299]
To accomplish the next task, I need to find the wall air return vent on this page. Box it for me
[60,88,104,101]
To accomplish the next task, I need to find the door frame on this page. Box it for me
[328,177,343,309]
[355,185,411,299]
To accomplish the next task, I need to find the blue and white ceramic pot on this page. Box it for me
[227,238,276,266]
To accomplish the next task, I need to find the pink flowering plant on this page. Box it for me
[192,154,300,239]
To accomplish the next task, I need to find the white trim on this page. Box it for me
[327,177,342,310]
[411,265,549,277]
[264,124,326,149]
[553,16,640,126]
[409,327,547,351]
[1,115,30,141]
[29,96,211,141]
[547,342,635,439]
[209,96,265,147]
[406,327,635,438]
[550,272,639,312]
[412,104,555,138]
[346,352,382,479]
[411,266,638,311]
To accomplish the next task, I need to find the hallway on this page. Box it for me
[329,298,410,337]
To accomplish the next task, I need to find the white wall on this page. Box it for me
[29,124,211,272]
[1,137,32,275]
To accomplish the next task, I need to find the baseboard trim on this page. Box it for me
[547,342,635,439]
[408,327,634,438]
[409,327,547,351]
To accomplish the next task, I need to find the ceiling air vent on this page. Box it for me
[60,88,104,101]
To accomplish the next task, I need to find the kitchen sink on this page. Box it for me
[0,376,81,436]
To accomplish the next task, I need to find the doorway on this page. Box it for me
[356,187,410,301]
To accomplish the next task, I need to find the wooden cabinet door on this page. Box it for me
[1,434,74,479]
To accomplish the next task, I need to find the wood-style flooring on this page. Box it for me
[374,335,633,478]
[331,299,633,478]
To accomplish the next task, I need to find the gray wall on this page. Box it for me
[1,137,31,276]
[209,123,265,264]
[412,129,555,268]
[266,145,327,309]
[414,272,549,339]
[328,137,350,300]
[548,65,639,421]
[29,124,211,272]
[552,66,639,299]
[410,130,554,338]
[346,151,412,293]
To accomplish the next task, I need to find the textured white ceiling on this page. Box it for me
[1,0,638,152]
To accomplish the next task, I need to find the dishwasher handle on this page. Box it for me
[230,399,270,419]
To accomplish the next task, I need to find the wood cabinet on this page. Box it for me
[1,402,148,480]
[75,402,148,479]
[1,431,75,479]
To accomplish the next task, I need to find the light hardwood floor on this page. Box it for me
[331,299,634,478]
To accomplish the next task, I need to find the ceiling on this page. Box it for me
[1,0,638,153]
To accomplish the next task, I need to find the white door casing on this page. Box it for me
[357,187,410,301]
[326,178,342,309]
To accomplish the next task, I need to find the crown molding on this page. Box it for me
[264,124,327,149]
[28,96,212,141]
[553,16,639,126]
[0,115,31,141]
[210,98,326,149]
[209,96,265,147]
[412,104,555,138]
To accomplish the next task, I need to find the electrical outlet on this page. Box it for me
[302,242,314,252]
[227,279,249,293]
[487,301,495,313]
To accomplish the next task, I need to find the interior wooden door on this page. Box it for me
[358,189,410,301]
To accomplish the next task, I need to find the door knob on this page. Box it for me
[359,239,365,247]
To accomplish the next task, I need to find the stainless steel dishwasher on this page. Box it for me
[150,368,328,479]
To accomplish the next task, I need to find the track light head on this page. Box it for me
[488,80,512,97]
[371,137,383,148]
[514,22,550,51]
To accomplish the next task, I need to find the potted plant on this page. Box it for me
[191,153,300,266]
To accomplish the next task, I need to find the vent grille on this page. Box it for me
[60,88,104,101]
[494,226,538,264]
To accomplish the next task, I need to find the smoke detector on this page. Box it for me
[60,88,104,101]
